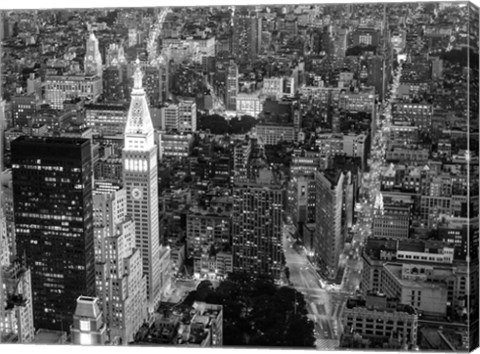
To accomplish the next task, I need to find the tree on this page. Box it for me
[185,272,315,347]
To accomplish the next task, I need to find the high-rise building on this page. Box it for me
[92,182,148,344]
[105,43,126,67]
[225,61,238,111]
[84,31,103,79]
[1,170,16,261]
[161,104,179,131]
[178,99,197,133]
[315,170,345,279]
[233,139,251,182]
[12,136,95,331]
[122,60,163,312]
[0,260,35,343]
[103,66,125,102]
[11,95,40,128]
[126,61,168,107]
[232,169,283,279]
[233,13,262,63]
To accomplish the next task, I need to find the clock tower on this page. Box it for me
[84,31,103,78]
[122,59,162,312]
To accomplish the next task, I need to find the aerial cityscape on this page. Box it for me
[0,2,478,351]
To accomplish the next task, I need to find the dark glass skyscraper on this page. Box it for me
[11,136,95,332]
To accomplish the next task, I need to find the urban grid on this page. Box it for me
[0,2,478,351]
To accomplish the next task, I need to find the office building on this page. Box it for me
[161,104,179,131]
[157,131,193,159]
[122,60,163,312]
[341,293,418,349]
[85,103,128,136]
[232,169,283,279]
[235,93,263,117]
[226,61,238,111]
[103,66,125,102]
[0,260,34,343]
[315,170,344,279]
[92,182,148,344]
[84,32,103,79]
[372,202,411,239]
[178,99,197,133]
[233,13,262,63]
[11,95,40,128]
[187,206,231,279]
[382,262,449,316]
[255,123,296,145]
[233,139,252,182]
[12,136,95,331]
[44,75,102,110]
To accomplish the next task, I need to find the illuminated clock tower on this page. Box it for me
[84,31,103,78]
[122,59,162,312]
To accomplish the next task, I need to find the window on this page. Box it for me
[80,319,91,331]
[79,332,92,345]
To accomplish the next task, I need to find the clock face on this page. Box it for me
[131,187,143,201]
[132,101,142,116]
[88,55,93,60]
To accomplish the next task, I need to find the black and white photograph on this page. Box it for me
[0,1,478,352]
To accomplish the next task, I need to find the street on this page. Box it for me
[282,225,340,349]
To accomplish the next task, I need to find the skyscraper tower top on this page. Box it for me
[124,59,154,150]
[84,30,103,78]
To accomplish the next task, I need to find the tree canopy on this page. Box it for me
[184,273,315,347]
[198,114,257,135]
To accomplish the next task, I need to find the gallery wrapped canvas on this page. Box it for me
[0,1,478,352]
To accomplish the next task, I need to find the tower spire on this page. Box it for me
[133,57,143,90]
[124,59,154,146]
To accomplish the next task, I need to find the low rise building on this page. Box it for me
[85,103,128,136]
[158,132,194,159]
[341,293,418,349]
[382,263,448,316]
[255,123,295,145]
[71,296,107,345]
[44,74,102,110]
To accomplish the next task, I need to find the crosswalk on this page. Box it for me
[316,338,339,350]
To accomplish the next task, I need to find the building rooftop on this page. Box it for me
[74,296,101,319]
[383,263,449,291]
[33,329,67,344]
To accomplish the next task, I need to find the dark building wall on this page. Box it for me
[11,136,95,332]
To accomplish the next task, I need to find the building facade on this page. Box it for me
[232,171,283,279]
[12,136,95,331]
[315,170,344,278]
[71,296,106,345]
[122,60,163,312]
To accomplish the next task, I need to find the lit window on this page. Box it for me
[80,320,91,331]
[79,332,92,345]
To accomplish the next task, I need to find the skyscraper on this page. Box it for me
[11,136,95,331]
[232,13,262,63]
[122,59,163,312]
[85,31,103,79]
[92,182,148,344]
[225,61,238,111]
[232,169,284,279]
[0,260,35,343]
[315,170,345,279]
